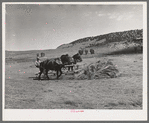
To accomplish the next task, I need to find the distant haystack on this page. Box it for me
[75,59,120,80]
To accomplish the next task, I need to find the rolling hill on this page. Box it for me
[56,29,143,51]
[5,29,143,64]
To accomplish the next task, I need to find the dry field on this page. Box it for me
[5,49,143,109]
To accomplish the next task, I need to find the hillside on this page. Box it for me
[5,29,143,64]
[56,29,143,50]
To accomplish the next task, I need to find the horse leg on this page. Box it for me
[45,69,50,80]
[56,70,59,79]
[68,66,70,71]
[71,66,73,71]
[57,68,63,79]
[38,68,43,80]
[59,68,62,77]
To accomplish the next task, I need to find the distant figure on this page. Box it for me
[85,49,88,55]
[41,52,45,57]
[78,49,83,55]
[40,52,48,62]
[90,49,95,54]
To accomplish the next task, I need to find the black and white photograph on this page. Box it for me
[2,2,147,121]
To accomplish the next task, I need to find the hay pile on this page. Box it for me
[74,59,120,80]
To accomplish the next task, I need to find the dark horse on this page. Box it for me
[60,53,82,71]
[37,58,64,80]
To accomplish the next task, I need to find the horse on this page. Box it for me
[72,53,82,63]
[60,53,82,71]
[37,58,64,80]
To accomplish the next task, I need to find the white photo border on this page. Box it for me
[2,1,147,121]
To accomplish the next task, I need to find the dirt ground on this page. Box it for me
[4,53,143,109]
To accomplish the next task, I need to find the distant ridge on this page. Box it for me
[56,29,143,49]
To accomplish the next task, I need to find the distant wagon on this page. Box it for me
[90,49,95,54]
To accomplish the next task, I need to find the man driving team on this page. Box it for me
[35,53,48,75]
[35,53,47,68]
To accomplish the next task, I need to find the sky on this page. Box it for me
[4,3,143,51]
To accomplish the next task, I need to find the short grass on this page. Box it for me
[5,48,143,109]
